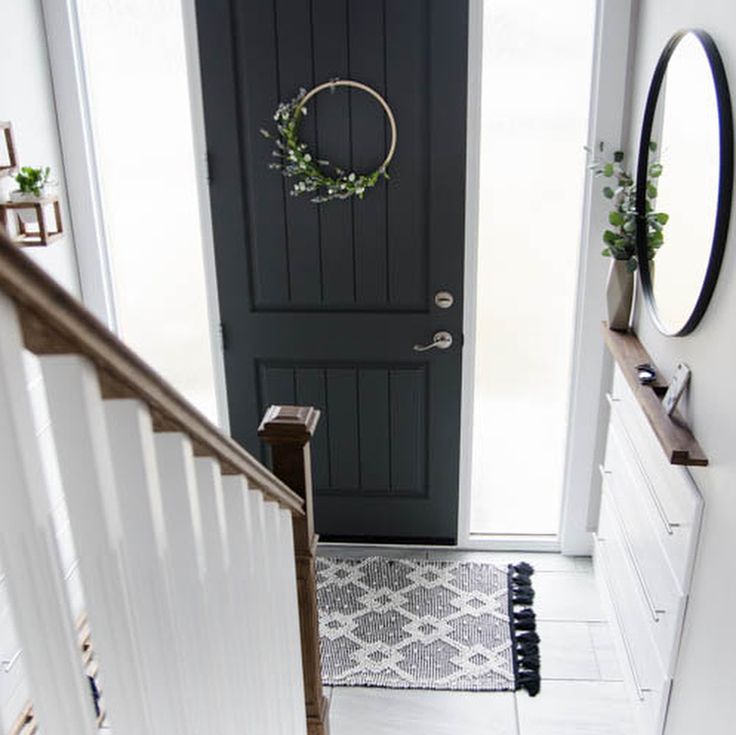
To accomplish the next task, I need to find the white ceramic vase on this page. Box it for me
[9,190,44,226]
[606,258,634,331]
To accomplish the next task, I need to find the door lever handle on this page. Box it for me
[413,331,453,352]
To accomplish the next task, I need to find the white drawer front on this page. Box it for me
[599,453,685,675]
[608,369,702,588]
[0,603,26,731]
[595,500,671,734]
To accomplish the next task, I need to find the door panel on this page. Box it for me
[258,363,427,496]
[196,0,468,541]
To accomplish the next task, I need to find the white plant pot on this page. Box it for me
[9,190,49,226]
[606,259,634,331]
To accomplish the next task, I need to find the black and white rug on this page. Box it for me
[316,557,540,695]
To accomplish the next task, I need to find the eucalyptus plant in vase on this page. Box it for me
[589,143,668,330]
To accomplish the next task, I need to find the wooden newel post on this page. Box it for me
[258,405,329,735]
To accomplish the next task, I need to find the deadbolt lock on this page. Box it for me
[434,291,454,309]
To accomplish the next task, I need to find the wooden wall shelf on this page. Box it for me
[0,197,64,246]
[0,122,18,178]
[602,323,708,467]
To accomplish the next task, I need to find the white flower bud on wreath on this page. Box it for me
[261,79,397,204]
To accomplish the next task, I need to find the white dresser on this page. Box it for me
[594,365,704,735]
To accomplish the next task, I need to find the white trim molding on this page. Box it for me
[559,0,639,555]
[456,0,483,549]
[40,0,117,331]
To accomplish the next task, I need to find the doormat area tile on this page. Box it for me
[316,557,540,695]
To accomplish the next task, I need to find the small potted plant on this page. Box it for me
[589,144,668,330]
[10,166,54,224]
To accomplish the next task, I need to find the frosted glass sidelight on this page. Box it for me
[470,0,595,536]
[75,0,219,422]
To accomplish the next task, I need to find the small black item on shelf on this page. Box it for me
[635,362,657,384]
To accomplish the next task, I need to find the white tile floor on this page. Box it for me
[319,546,638,735]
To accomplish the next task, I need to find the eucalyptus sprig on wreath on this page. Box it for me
[588,142,669,272]
[261,87,389,204]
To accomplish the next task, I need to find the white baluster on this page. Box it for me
[40,354,156,734]
[0,294,98,735]
[263,501,300,735]
[193,458,248,735]
[103,399,193,735]
[221,475,267,734]
[244,489,280,735]
[274,505,307,735]
[154,433,225,734]
[253,491,295,735]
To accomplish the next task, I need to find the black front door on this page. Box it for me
[196,0,468,542]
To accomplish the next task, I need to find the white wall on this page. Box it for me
[0,2,83,729]
[627,1,736,730]
[0,1,79,296]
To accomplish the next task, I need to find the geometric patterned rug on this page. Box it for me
[316,557,540,695]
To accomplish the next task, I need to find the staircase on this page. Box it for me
[0,229,328,735]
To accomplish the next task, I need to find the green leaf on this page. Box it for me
[649,163,663,177]
[602,248,611,257]
[655,212,669,225]
[614,151,624,163]
[603,229,618,245]
[649,140,658,152]
[603,163,614,177]
[602,186,615,199]
[627,257,638,272]
[623,219,636,233]
[609,211,624,226]
[647,184,658,198]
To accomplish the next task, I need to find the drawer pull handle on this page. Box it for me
[1,648,22,673]
[607,399,678,535]
[596,537,654,702]
[602,480,667,623]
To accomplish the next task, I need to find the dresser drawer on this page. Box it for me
[0,603,25,729]
[1,670,29,735]
[599,454,685,675]
[608,368,702,587]
[595,496,671,734]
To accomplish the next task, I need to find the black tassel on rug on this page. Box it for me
[508,562,541,696]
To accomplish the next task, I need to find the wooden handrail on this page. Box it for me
[0,229,304,515]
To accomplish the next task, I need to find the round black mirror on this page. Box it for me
[636,29,733,336]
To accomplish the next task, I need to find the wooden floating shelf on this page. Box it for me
[602,322,708,467]
[0,196,64,247]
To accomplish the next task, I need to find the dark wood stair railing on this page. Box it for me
[260,405,329,735]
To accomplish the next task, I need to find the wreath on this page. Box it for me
[261,79,397,204]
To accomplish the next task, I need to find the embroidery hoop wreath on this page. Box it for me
[261,79,397,203]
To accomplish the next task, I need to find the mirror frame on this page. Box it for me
[636,29,734,336]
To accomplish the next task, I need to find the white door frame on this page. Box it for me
[40,0,117,331]
[457,0,639,552]
[41,0,231,431]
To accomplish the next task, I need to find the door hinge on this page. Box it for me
[218,322,228,351]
